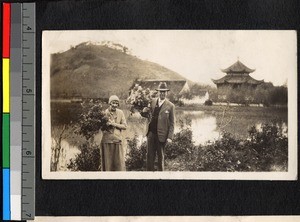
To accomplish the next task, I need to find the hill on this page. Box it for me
[50,42,186,99]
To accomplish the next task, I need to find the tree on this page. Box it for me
[269,86,287,105]
[51,125,67,171]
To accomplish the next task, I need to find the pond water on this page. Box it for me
[124,107,287,146]
[125,111,221,145]
[176,111,220,145]
[51,138,81,171]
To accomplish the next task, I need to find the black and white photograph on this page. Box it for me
[42,30,297,179]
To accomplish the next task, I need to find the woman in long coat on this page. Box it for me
[101,95,127,171]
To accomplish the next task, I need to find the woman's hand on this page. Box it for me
[107,121,115,127]
[108,122,126,130]
[142,107,150,113]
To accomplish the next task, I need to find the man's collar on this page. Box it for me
[158,98,166,103]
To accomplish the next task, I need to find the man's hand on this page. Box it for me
[140,107,151,119]
[167,138,172,143]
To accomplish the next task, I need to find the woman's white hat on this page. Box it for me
[109,95,120,104]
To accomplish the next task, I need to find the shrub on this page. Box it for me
[268,86,288,105]
[213,83,287,106]
[204,99,213,106]
[190,132,249,171]
[125,118,195,170]
[121,117,287,172]
[68,100,111,171]
[188,121,288,172]
[168,92,184,107]
[75,101,110,140]
[126,136,147,171]
[165,118,195,160]
[67,142,101,171]
[247,121,288,171]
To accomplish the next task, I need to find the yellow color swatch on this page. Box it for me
[3,58,10,113]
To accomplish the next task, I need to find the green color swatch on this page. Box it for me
[2,113,10,168]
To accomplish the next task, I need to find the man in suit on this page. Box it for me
[142,82,175,171]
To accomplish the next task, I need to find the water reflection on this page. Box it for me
[175,110,219,145]
[255,122,288,137]
[51,139,81,171]
[126,111,220,146]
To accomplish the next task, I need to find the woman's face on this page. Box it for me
[110,100,119,111]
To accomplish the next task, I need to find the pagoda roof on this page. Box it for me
[212,74,263,85]
[221,60,255,73]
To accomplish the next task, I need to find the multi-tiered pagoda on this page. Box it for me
[212,60,264,89]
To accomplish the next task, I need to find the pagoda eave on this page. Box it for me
[221,68,256,73]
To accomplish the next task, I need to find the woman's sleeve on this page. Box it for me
[120,111,127,127]
[113,110,127,130]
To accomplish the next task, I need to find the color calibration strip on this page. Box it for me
[2,3,35,220]
[2,2,11,221]
[11,3,22,220]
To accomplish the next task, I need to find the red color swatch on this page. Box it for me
[2,3,11,58]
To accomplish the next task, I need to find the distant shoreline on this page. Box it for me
[50,99,287,109]
[176,103,287,109]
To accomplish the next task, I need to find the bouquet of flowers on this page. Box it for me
[76,100,113,140]
[126,84,157,119]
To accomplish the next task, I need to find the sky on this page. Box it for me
[43,30,297,86]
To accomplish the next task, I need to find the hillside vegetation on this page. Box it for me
[50,42,185,99]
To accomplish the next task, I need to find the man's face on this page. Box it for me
[110,101,119,111]
[159,91,167,100]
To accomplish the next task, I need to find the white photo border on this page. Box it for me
[42,30,297,180]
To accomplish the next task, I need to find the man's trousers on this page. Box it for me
[146,131,166,171]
